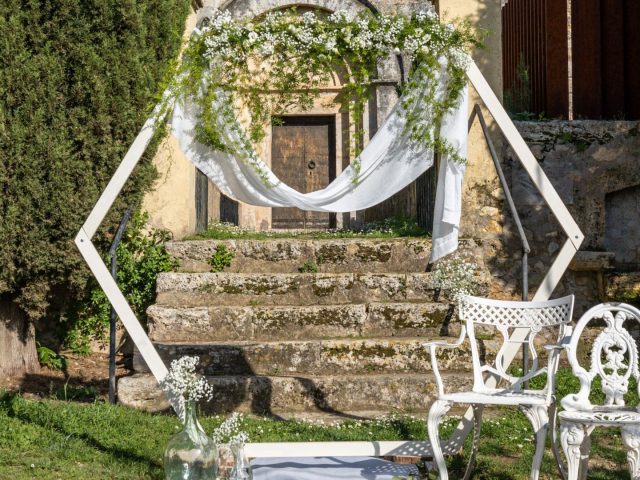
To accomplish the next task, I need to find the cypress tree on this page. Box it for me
[0,0,189,376]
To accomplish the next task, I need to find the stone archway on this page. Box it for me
[219,0,371,19]
[202,0,405,229]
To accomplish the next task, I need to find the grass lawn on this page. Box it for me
[0,369,632,479]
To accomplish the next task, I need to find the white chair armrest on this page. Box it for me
[422,326,467,351]
[422,327,467,397]
[543,343,565,351]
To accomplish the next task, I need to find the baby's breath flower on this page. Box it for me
[160,356,214,403]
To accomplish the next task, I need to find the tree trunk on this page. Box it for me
[0,298,39,378]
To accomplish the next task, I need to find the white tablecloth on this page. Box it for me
[251,456,420,479]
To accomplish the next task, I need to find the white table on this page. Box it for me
[251,456,420,479]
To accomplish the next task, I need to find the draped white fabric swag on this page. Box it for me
[171,69,468,262]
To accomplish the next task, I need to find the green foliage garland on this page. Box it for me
[171,7,480,183]
[0,0,189,322]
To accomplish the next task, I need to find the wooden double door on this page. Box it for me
[271,116,336,229]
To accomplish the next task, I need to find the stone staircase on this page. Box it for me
[118,238,493,418]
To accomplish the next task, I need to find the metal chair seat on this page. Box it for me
[560,407,640,426]
[442,389,549,407]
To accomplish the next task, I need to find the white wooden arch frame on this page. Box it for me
[75,61,584,459]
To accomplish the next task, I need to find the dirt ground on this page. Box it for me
[0,352,132,402]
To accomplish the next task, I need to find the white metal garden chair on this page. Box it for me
[425,294,574,480]
[559,302,640,480]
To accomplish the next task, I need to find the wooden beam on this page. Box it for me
[572,0,603,118]
[601,0,625,118]
[545,0,569,118]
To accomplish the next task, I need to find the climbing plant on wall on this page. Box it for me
[170,7,480,183]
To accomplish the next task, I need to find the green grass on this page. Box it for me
[0,369,633,479]
[187,217,427,241]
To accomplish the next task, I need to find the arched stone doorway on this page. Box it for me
[205,0,405,230]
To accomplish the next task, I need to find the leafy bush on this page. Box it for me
[208,245,235,273]
[64,212,179,354]
[0,0,189,322]
[298,261,319,273]
[36,343,68,371]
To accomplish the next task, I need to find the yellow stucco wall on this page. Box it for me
[142,0,505,239]
[142,8,199,239]
[439,0,505,240]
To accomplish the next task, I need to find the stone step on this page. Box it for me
[140,337,495,376]
[147,302,454,342]
[118,371,474,414]
[156,272,443,307]
[167,238,435,274]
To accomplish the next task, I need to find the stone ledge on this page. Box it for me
[117,371,474,414]
[147,303,453,342]
[142,337,495,376]
[155,272,443,306]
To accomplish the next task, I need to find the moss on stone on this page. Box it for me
[315,244,347,264]
[355,244,392,262]
[312,283,337,297]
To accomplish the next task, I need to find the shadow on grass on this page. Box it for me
[0,392,162,474]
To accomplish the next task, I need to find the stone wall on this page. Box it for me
[489,120,640,314]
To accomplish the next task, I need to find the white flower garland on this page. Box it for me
[172,6,479,185]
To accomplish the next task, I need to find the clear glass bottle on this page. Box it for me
[164,400,218,480]
[229,438,253,480]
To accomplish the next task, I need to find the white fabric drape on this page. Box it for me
[171,67,468,262]
[251,456,420,480]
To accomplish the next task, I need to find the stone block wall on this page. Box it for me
[485,120,640,314]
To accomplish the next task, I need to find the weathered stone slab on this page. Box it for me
[147,303,452,342]
[117,374,170,412]
[117,371,474,414]
[148,304,367,341]
[155,272,441,306]
[149,337,492,376]
[569,251,615,271]
[166,239,434,274]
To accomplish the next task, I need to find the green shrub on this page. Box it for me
[63,212,179,355]
[0,0,189,323]
[209,245,235,273]
[298,261,319,273]
[36,342,68,371]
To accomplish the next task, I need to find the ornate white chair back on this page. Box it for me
[562,303,640,411]
[459,295,574,395]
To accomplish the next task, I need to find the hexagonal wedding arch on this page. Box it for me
[75,52,583,458]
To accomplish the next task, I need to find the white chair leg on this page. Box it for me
[621,425,640,480]
[461,404,483,480]
[560,422,587,480]
[577,428,592,480]
[427,399,453,480]
[549,403,568,480]
[520,405,549,480]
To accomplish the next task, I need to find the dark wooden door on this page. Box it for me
[271,116,336,229]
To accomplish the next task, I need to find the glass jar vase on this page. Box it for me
[164,400,218,480]
[229,439,253,480]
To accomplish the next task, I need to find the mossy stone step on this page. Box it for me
[118,371,475,414]
[136,337,498,376]
[166,238,435,274]
[155,272,444,307]
[147,302,454,342]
